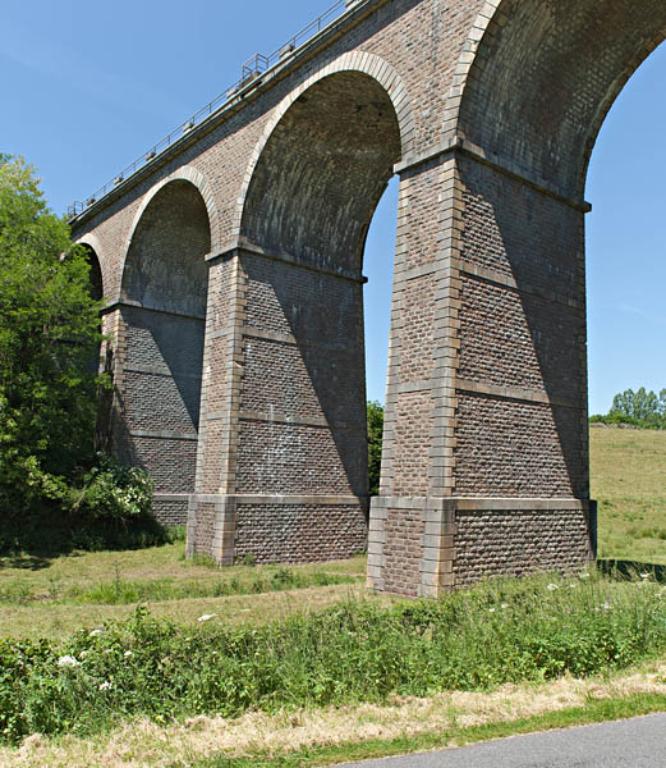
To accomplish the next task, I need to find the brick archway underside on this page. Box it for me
[241,71,402,270]
[457,0,666,198]
[201,70,404,565]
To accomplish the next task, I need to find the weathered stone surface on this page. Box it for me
[72,0,665,592]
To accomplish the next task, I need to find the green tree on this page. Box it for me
[659,389,666,417]
[0,156,103,516]
[610,389,635,419]
[610,387,661,425]
[367,401,384,497]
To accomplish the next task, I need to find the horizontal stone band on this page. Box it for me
[128,429,198,442]
[456,378,583,410]
[190,493,367,506]
[371,496,592,512]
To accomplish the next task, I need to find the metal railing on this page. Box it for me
[68,0,357,219]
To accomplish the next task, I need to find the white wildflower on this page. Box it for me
[488,607,496,613]
[547,583,559,592]
[99,681,112,691]
[124,650,133,658]
[601,600,612,612]
[89,628,104,638]
[500,603,509,610]
[579,572,590,580]
[640,572,651,582]
[197,613,216,623]
[57,655,80,668]
[79,650,89,660]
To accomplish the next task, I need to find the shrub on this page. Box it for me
[367,401,384,496]
[0,156,159,550]
[0,572,664,744]
[71,456,154,521]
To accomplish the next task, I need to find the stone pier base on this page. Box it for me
[188,494,368,565]
[368,497,597,597]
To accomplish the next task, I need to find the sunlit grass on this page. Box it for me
[591,426,666,565]
[0,548,367,640]
[3,663,664,768]
[0,424,663,644]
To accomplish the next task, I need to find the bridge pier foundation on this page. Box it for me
[368,496,596,597]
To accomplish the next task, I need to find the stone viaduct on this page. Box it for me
[70,0,665,597]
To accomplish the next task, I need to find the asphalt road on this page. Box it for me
[339,714,666,767]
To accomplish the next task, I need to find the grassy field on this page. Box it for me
[1,569,664,745]
[0,546,369,640]
[591,425,666,565]
[0,426,664,764]
[0,425,663,642]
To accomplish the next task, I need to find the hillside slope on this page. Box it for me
[591,426,666,565]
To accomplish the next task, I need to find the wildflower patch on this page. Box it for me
[0,571,664,746]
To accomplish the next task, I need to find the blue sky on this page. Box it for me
[2,1,664,414]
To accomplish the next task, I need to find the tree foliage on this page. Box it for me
[591,387,666,429]
[0,156,105,515]
[611,387,666,423]
[367,401,384,496]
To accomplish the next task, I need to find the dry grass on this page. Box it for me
[0,583,389,642]
[3,659,664,768]
[0,550,368,640]
[0,544,365,597]
[591,426,666,565]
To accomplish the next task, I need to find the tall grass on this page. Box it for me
[1,572,664,745]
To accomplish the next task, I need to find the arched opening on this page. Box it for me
[78,243,104,373]
[443,0,666,580]
[78,243,110,448]
[118,179,210,525]
[586,43,666,567]
[364,177,400,498]
[82,244,103,303]
[458,0,666,200]
[235,69,403,562]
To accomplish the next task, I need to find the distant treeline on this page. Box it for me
[590,387,666,429]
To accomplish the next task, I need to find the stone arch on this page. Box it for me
[454,0,666,198]
[216,56,410,564]
[72,237,104,371]
[123,165,221,271]
[76,233,106,301]
[390,0,666,593]
[116,176,213,525]
[73,236,109,446]
[233,51,414,244]
[121,178,211,316]
[441,1,502,145]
